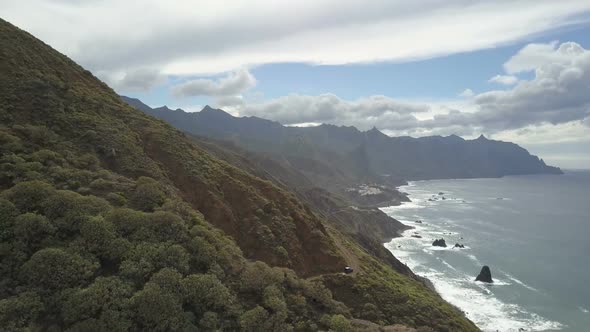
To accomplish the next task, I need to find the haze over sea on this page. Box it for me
[383,171,590,332]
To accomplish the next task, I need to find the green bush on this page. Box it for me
[13,213,55,248]
[2,180,54,213]
[129,177,165,212]
[182,273,234,313]
[20,248,98,290]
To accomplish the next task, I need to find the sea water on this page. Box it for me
[382,171,590,332]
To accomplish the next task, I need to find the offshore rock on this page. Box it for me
[475,265,493,283]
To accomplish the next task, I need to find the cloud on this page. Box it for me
[238,94,429,130]
[459,89,474,97]
[470,41,590,131]
[110,68,166,92]
[488,75,518,85]
[215,95,245,107]
[3,0,590,80]
[233,41,590,139]
[171,68,256,98]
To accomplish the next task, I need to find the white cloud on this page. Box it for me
[215,95,245,107]
[171,68,256,98]
[471,41,590,131]
[2,0,590,79]
[109,68,166,92]
[488,75,519,85]
[459,89,474,97]
[233,41,590,141]
[238,94,428,130]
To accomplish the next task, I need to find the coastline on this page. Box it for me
[381,177,571,332]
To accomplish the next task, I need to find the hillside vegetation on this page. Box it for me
[0,19,478,331]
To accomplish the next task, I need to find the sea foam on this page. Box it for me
[384,192,563,332]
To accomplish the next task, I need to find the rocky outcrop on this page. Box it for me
[432,238,447,247]
[475,266,493,283]
[453,243,465,248]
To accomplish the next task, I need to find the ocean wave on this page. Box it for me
[385,217,561,331]
[499,270,539,293]
[579,306,589,313]
[427,273,564,332]
[380,201,426,211]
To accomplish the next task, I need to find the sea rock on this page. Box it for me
[432,238,447,247]
[453,243,465,248]
[438,192,444,195]
[475,266,493,283]
[415,220,423,224]
[411,235,422,239]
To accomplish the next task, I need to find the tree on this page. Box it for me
[199,311,219,331]
[141,211,188,243]
[42,190,110,234]
[1,180,54,213]
[240,261,285,294]
[327,314,352,332]
[0,198,17,241]
[79,216,119,260]
[120,243,190,283]
[182,274,234,314]
[239,306,270,332]
[62,276,133,331]
[129,177,165,212]
[148,268,184,298]
[20,248,98,291]
[130,283,187,331]
[0,291,44,330]
[13,213,55,248]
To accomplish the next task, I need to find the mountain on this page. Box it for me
[122,96,562,187]
[0,19,478,331]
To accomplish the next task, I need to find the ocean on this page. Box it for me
[382,170,590,332]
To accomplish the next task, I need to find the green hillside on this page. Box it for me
[0,19,478,331]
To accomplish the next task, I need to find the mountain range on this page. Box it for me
[122,97,562,201]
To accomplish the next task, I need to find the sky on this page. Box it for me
[3,0,590,169]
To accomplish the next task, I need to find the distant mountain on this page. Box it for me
[122,97,562,187]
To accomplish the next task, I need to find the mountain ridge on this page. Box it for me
[122,97,561,185]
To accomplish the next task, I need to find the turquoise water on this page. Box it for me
[382,171,590,332]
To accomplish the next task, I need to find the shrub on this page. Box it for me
[20,248,98,291]
[182,274,234,314]
[129,283,187,331]
[13,213,55,248]
[2,180,54,213]
[62,276,133,328]
[239,306,269,332]
[129,177,165,212]
[0,291,44,329]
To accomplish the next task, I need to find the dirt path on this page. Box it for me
[331,234,360,276]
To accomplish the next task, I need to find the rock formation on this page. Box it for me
[475,266,493,283]
[432,239,447,247]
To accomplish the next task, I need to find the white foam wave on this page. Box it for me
[579,306,589,313]
[381,201,426,211]
[466,254,480,263]
[500,271,539,293]
[428,273,564,332]
[385,221,561,331]
[383,190,564,331]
